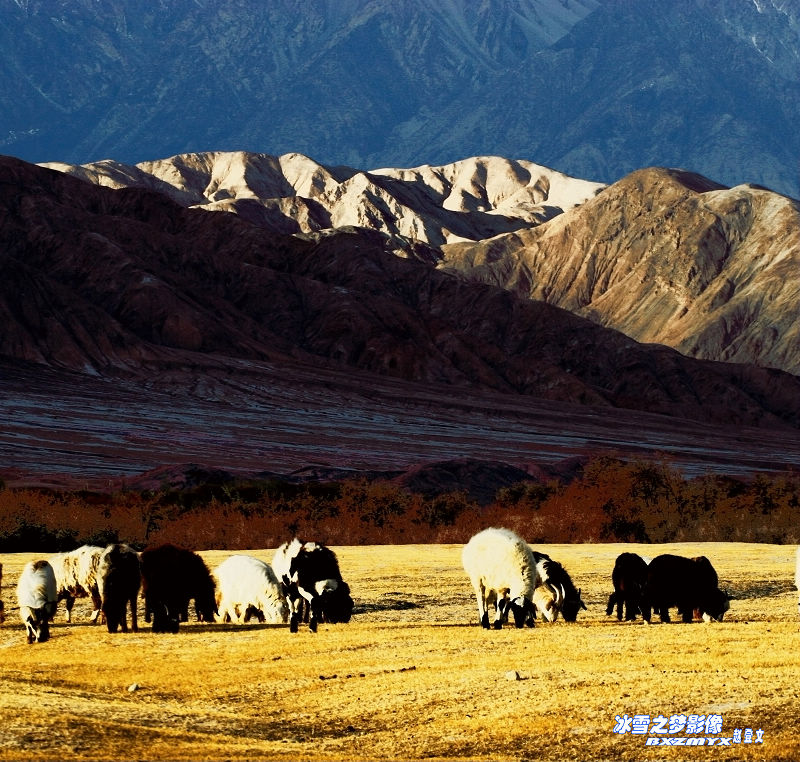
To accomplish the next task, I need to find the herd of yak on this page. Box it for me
[2,526,798,643]
[5,537,353,643]
[462,528,732,630]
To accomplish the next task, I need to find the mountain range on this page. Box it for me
[45,151,800,376]
[442,167,800,374]
[2,0,799,197]
[42,151,604,248]
[2,153,800,486]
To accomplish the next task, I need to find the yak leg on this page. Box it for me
[24,615,37,644]
[296,587,320,632]
[485,589,503,629]
[289,595,304,633]
[614,591,625,620]
[510,598,533,629]
[475,583,490,629]
[308,595,324,633]
[36,614,50,643]
[130,595,138,633]
[497,590,512,625]
[525,606,536,627]
[90,592,102,623]
[494,593,509,630]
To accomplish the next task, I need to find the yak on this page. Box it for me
[644,554,729,623]
[606,552,650,621]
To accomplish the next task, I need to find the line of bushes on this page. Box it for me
[0,456,798,551]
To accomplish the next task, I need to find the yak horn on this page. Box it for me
[547,581,563,606]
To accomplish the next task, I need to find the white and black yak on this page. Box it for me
[273,539,353,633]
[272,539,314,625]
[98,543,141,633]
[531,550,587,622]
[606,552,650,622]
[48,544,104,623]
[462,527,537,629]
[16,560,58,644]
[644,554,730,623]
[214,554,288,625]
[140,544,216,633]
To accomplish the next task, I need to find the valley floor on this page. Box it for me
[0,542,798,761]
[3,362,800,489]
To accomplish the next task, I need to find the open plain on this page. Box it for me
[1,542,798,761]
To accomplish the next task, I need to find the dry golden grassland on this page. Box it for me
[0,542,798,761]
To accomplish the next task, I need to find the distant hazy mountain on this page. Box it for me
[2,0,798,197]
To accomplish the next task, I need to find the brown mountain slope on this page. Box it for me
[1,155,800,434]
[442,167,800,374]
[48,155,800,375]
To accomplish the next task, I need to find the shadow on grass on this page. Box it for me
[354,594,423,614]
[727,579,796,600]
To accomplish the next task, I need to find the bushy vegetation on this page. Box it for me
[0,457,798,551]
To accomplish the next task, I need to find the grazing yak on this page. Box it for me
[462,527,537,629]
[16,560,58,644]
[272,539,353,633]
[272,539,303,591]
[531,550,587,622]
[140,544,216,633]
[606,552,650,622]
[48,545,104,623]
[644,554,729,623]
[272,539,317,625]
[98,543,141,633]
[214,555,288,624]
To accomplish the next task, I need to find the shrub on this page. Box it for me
[1,458,798,548]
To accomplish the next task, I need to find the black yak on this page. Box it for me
[644,554,729,623]
[140,544,216,633]
[606,552,650,621]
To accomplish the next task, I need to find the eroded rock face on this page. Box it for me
[41,152,604,247]
[442,168,800,375]
[47,154,800,375]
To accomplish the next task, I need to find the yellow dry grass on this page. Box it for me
[0,542,798,761]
